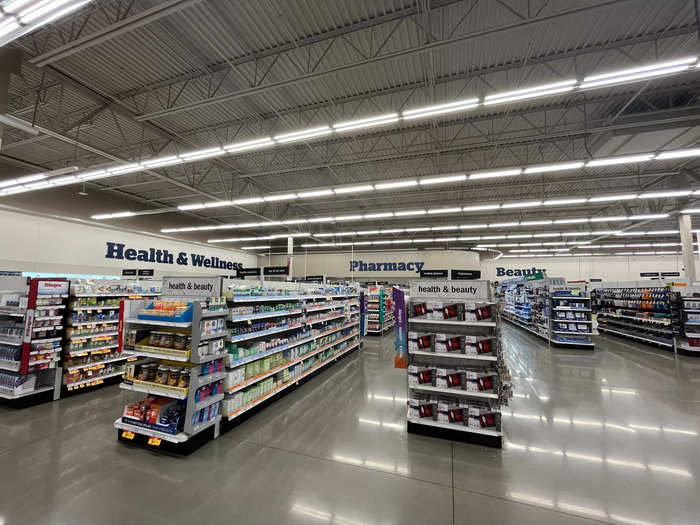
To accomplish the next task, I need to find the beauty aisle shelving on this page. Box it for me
[404,280,511,448]
[62,279,161,393]
[0,275,67,404]
[676,289,700,356]
[549,287,594,348]
[115,277,228,453]
[221,280,361,427]
[499,283,535,331]
[367,286,394,335]
[593,285,680,350]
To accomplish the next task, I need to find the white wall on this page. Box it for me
[264,249,480,282]
[0,209,257,277]
[481,255,689,281]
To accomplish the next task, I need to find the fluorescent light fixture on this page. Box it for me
[335,215,363,221]
[297,189,334,198]
[524,161,584,174]
[482,235,506,240]
[108,163,143,175]
[580,59,695,89]
[91,211,135,220]
[274,126,332,143]
[583,56,697,83]
[356,230,380,235]
[413,238,435,243]
[374,180,418,190]
[544,198,587,206]
[263,193,297,202]
[364,212,394,219]
[333,185,374,194]
[308,217,335,223]
[534,233,560,238]
[394,210,426,216]
[520,220,552,226]
[204,200,233,208]
[0,0,91,47]
[501,201,542,209]
[484,79,576,104]
[333,113,399,132]
[460,224,488,229]
[508,234,533,238]
[0,113,40,135]
[431,225,459,231]
[469,168,522,180]
[490,222,520,228]
[427,207,462,214]
[179,147,225,161]
[629,214,669,220]
[586,154,654,167]
[656,147,700,160]
[402,97,479,120]
[419,174,467,185]
[588,194,637,202]
[233,197,264,205]
[392,239,412,244]
[638,190,691,198]
[75,169,107,180]
[405,227,431,232]
[554,218,588,224]
[282,219,308,225]
[589,215,628,222]
[380,229,404,234]
[241,245,270,250]
[142,156,182,168]
[177,203,205,211]
[463,204,500,211]
[682,208,700,213]
[224,137,275,152]
[313,233,336,238]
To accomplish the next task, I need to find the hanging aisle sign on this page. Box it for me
[419,269,448,278]
[162,276,222,297]
[237,268,261,277]
[451,269,481,280]
[263,266,288,276]
[409,280,490,300]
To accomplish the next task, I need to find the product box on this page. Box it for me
[467,404,499,430]
[408,395,435,419]
[408,365,435,386]
[411,302,428,318]
[463,335,495,355]
[434,333,462,353]
[464,370,497,392]
[428,302,465,321]
[408,331,434,352]
[435,368,464,389]
[437,400,467,424]
[464,303,492,321]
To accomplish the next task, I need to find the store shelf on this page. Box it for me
[64,354,130,372]
[65,370,124,390]
[114,418,189,443]
[125,347,189,362]
[200,331,228,341]
[68,319,119,327]
[229,294,324,303]
[552,319,592,324]
[306,313,344,325]
[73,293,159,297]
[35,304,66,311]
[202,309,229,318]
[227,332,358,393]
[305,304,342,313]
[71,305,118,311]
[409,384,499,399]
[230,309,302,322]
[226,341,359,420]
[552,296,591,301]
[32,325,62,332]
[125,318,192,328]
[66,343,120,357]
[0,338,22,346]
[597,312,670,325]
[550,338,595,347]
[0,359,21,372]
[553,307,591,312]
[194,371,227,388]
[68,330,119,340]
[408,349,497,361]
[227,336,316,368]
[406,416,502,437]
[552,330,592,335]
[408,317,497,327]
[598,326,673,347]
[228,323,304,343]
[598,319,672,334]
[0,384,55,400]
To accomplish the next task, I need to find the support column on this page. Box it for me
[286,236,293,281]
[678,214,697,282]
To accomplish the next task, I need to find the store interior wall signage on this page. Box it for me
[105,242,243,270]
[162,276,222,296]
[409,280,490,300]
[496,266,547,277]
[419,269,448,278]
[349,260,425,273]
[451,269,481,280]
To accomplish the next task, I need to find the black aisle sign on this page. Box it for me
[420,269,448,278]
[661,271,681,277]
[237,267,262,277]
[304,275,324,283]
[590,278,602,282]
[451,269,481,280]
[138,269,154,277]
[121,269,137,277]
[263,266,288,276]
[640,272,660,277]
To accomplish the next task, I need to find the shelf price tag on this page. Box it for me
[122,430,135,440]
[147,436,162,447]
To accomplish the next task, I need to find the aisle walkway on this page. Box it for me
[1,327,699,524]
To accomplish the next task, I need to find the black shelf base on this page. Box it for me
[62,374,122,397]
[116,423,216,456]
[407,420,502,448]
[0,388,55,410]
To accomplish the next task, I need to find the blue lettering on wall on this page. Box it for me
[349,260,425,273]
[496,266,546,277]
[105,242,243,270]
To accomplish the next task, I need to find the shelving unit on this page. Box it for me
[549,287,595,349]
[221,280,361,430]
[593,282,680,351]
[115,276,227,454]
[367,286,394,335]
[0,275,66,406]
[404,280,511,448]
[62,279,161,394]
[672,287,700,357]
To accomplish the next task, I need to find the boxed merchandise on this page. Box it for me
[408,365,434,386]
[408,395,435,419]
[428,301,464,321]
[464,369,497,392]
[434,333,462,353]
[411,302,428,318]
[437,399,467,424]
[463,335,495,355]
[464,303,492,321]
[436,368,464,388]
[122,395,185,434]
[408,331,434,351]
[466,403,500,430]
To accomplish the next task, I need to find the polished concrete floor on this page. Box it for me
[1,325,700,525]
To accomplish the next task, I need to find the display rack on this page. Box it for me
[405,280,511,448]
[593,282,680,350]
[549,286,595,348]
[62,279,161,394]
[676,286,700,357]
[367,286,394,335]
[221,280,361,430]
[115,276,227,454]
[0,275,66,406]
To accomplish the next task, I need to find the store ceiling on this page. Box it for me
[1,0,699,257]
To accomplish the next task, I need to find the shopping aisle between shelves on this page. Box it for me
[2,327,700,524]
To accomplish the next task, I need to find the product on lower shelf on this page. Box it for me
[122,395,186,435]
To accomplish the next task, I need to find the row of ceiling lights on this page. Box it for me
[91,147,700,223]
[1,56,697,203]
